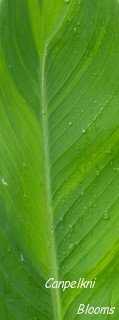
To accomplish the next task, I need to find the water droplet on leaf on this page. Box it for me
[103,211,109,220]
[1,177,8,186]
[69,120,72,126]
[23,161,26,167]
[8,298,14,303]
[69,243,74,250]
[20,253,24,262]
[73,27,77,33]
[113,167,119,172]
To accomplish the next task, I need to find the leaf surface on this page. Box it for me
[0,0,119,319]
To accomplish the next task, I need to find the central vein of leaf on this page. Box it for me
[40,43,62,320]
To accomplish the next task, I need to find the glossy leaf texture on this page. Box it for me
[0,0,119,319]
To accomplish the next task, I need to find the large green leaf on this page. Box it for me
[0,0,119,319]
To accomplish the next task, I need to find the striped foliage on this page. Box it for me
[0,0,119,319]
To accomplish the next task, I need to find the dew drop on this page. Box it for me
[103,211,109,220]
[81,165,85,173]
[23,161,26,167]
[69,120,72,126]
[96,170,99,176]
[107,149,111,155]
[68,224,73,230]
[1,177,8,186]
[20,253,24,262]
[69,243,74,250]
[73,27,77,33]
[82,128,86,133]
[64,0,70,3]
[8,298,14,303]
[113,167,119,172]
[89,206,93,213]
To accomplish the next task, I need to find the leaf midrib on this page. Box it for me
[40,3,75,318]
[40,41,62,319]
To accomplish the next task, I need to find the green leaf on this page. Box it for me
[0,0,119,319]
